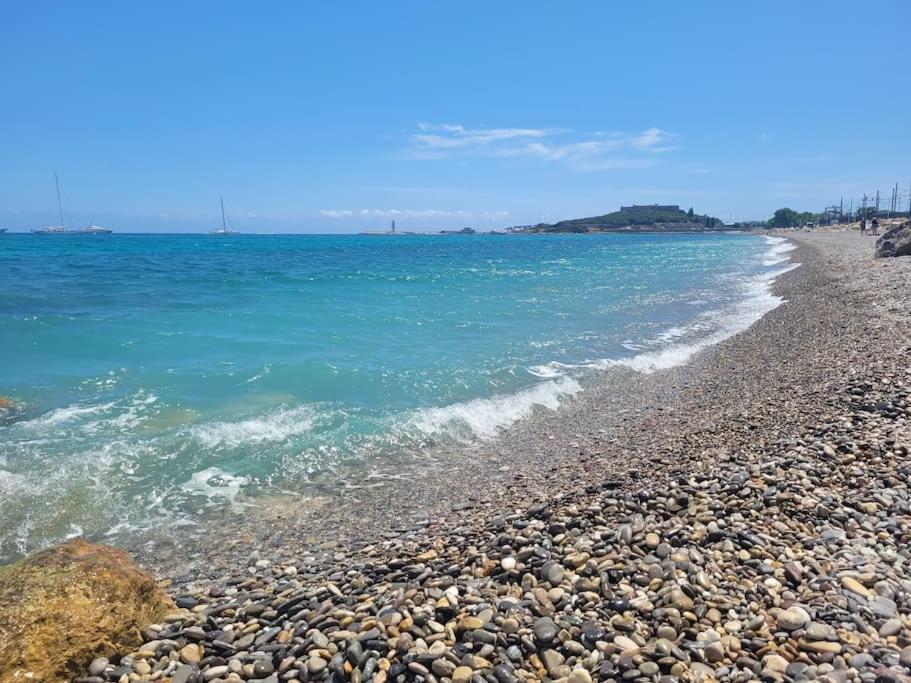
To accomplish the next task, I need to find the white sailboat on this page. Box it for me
[31,174,69,234]
[31,174,113,234]
[209,197,238,235]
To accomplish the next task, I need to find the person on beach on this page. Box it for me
[860,218,866,235]
[871,218,879,235]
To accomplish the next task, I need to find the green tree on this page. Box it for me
[769,208,801,228]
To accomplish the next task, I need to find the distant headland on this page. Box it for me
[514,204,733,233]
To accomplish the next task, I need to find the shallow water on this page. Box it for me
[0,232,795,560]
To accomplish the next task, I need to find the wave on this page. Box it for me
[187,405,316,449]
[19,401,117,428]
[762,235,798,266]
[611,264,798,373]
[405,376,582,441]
[15,390,158,433]
[528,236,799,376]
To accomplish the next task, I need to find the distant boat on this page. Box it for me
[31,174,69,234]
[31,174,114,234]
[209,197,238,235]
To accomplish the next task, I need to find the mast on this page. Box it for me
[55,173,64,229]
[220,196,227,231]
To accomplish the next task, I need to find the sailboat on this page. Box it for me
[209,197,238,235]
[31,174,69,234]
[31,174,113,234]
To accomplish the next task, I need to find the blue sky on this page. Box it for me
[1,1,909,232]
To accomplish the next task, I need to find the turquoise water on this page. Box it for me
[0,232,795,560]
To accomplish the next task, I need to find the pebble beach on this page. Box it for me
[78,231,911,683]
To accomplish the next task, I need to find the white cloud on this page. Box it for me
[629,127,673,150]
[404,123,677,170]
[415,123,550,149]
[317,208,509,221]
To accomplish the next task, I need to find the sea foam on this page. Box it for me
[188,405,316,449]
[530,235,799,376]
[405,376,582,441]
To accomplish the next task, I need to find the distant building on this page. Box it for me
[620,204,680,213]
[440,227,477,234]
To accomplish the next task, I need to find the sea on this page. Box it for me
[0,232,797,561]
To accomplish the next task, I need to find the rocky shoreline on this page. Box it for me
[63,231,911,681]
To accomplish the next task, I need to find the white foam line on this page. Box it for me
[406,376,582,441]
[527,235,800,377]
[187,405,315,449]
[19,401,117,428]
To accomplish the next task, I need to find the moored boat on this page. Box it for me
[209,197,238,235]
[31,175,114,234]
[80,224,113,234]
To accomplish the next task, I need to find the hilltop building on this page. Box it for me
[620,204,680,213]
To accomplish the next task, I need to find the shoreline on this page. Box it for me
[121,235,796,582]
[69,229,911,681]
[0,231,778,567]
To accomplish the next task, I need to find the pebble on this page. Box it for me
[533,617,558,643]
[567,668,593,683]
[777,605,810,631]
[88,658,108,676]
[452,666,473,683]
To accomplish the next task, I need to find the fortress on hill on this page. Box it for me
[620,204,680,213]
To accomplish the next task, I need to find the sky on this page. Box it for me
[1,1,909,233]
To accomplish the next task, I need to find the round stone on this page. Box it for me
[762,654,789,675]
[776,606,810,631]
[88,658,109,676]
[452,666,473,683]
[180,644,203,664]
[542,561,564,585]
[567,669,592,683]
[533,617,558,643]
[308,657,328,674]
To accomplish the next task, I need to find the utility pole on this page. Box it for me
[875,190,880,214]
[861,194,868,220]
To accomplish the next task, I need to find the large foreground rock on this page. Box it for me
[876,220,911,257]
[0,539,172,683]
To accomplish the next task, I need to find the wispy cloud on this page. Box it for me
[404,123,676,170]
[318,208,509,220]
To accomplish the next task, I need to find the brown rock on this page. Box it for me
[180,643,204,664]
[0,539,173,683]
